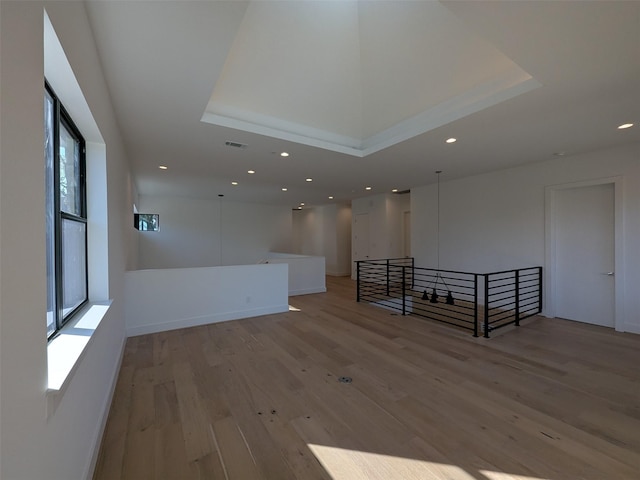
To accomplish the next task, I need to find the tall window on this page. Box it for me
[45,82,88,339]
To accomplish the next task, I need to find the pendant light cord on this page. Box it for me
[436,170,441,271]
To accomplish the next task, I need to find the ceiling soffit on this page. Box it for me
[201,0,540,157]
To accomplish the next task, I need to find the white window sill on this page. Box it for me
[46,301,111,417]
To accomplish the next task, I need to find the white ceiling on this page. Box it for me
[84,0,640,208]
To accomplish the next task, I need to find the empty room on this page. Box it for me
[1,1,639,479]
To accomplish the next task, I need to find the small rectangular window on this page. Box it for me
[134,213,160,232]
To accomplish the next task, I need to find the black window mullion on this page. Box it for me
[52,91,64,333]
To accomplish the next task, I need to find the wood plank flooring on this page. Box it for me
[93,276,640,479]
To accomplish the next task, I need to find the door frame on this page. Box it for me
[544,176,624,330]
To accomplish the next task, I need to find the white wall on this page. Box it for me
[293,207,323,255]
[125,264,289,337]
[137,195,292,269]
[292,204,352,276]
[335,204,353,276]
[0,2,132,479]
[411,143,640,333]
[351,193,409,276]
[266,252,327,295]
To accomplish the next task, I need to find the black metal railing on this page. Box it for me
[356,258,542,338]
[482,267,543,338]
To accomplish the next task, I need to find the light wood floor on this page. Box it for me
[94,276,640,480]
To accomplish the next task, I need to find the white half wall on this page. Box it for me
[266,252,326,296]
[125,264,289,337]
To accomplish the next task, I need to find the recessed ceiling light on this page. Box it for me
[365,186,372,191]
[306,178,313,182]
[281,187,288,192]
[618,123,634,129]
[446,138,457,143]
[231,181,238,186]
[300,203,305,206]
[247,170,255,174]
[158,165,168,170]
[328,196,334,200]
[297,206,302,210]
[391,188,398,193]
[280,152,289,157]
[553,152,566,157]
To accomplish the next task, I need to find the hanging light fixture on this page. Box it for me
[430,170,455,306]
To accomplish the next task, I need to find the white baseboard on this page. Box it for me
[289,287,326,296]
[326,270,351,277]
[126,304,289,337]
[84,334,127,480]
[621,323,640,335]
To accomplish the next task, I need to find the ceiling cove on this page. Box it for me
[201,0,540,157]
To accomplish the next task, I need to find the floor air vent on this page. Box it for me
[225,141,247,149]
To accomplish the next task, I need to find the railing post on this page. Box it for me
[402,266,406,316]
[411,257,415,289]
[514,270,520,327]
[386,259,390,296]
[484,274,490,338]
[356,261,361,302]
[473,274,479,337]
[538,266,543,314]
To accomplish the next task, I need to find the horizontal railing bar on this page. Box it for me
[519,301,540,310]
[411,303,476,318]
[489,320,518,331]
[485,267,540,276]
[520,306,539,315]
[488,309,515,319]
[487,285,516,293]
[489,313,516,324]
[413,301,476,312]
[412,280,475,288]
[412,315,475,330]
[410,308,475,326]
[519,294,539,302]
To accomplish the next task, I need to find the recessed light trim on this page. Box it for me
[618,123,634,129]
[365,186,372,191]
[306,178,313,182]
[281,187,288,192]
[247,170,255,174]
[328,196,334,200]
[280,152,289,157]
[446,138,457,143]
[158,165,168,170]
[231,181,238,186]
[391,188,398,193]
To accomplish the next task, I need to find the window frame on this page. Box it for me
[45,80,88,340]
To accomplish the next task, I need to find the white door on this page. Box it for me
[354,213,370,261]
[554,183,615,327]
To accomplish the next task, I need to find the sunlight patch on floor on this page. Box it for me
[307,444,476,480]
[480,471,550,480]
[288,305,302,312]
